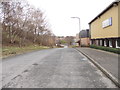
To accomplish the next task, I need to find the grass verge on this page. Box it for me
[90,45,120,54]
[1,45,50,58]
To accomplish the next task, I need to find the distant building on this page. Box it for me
[75,29,90,47]
[79,29,90,46]
[89,0,120,48]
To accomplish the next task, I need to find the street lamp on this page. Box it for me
[71,17,81,47]
[71,17,81,32]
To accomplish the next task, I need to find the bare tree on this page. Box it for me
[64,36,75,46]
[1,1,55,47]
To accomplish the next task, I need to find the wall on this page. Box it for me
[91,5,119,39]
[81,38,90,46]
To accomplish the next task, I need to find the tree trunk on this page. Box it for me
[19,38,22,47]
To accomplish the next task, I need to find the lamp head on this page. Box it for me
[71,17,80,19]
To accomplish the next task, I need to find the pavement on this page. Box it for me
[76,47,119,87]
[1,48,117,88]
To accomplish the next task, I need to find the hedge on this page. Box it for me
[90,45,120,54]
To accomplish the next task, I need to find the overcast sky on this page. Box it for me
[27,0,114,36]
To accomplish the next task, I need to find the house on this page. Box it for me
[75,29,90,47]
[79,29,90,47]
[89,0,120,48]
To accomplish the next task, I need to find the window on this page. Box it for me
[116,39,120,48]
[104,40,107,46]
[96,40,99,45]
[102,17,112,28]
[109,40,112,47]
[100,40,102,46]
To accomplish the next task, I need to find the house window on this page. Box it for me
[109,40,112,47]
[104,40,107,46]
[98,40,100,46]
[101,40,104,46]
[102,17,112,28]
[100,40,102,46]
[96,40,99,45]
[116,39,120,48]
[106,39,109,47]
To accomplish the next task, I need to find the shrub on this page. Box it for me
[90,45,120,54]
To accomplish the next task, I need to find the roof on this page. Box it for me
[89,0,120,24]
[80,29,89,38]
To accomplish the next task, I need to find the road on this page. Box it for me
[1,48,117,88]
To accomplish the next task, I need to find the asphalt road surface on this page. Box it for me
[1,48,117,88]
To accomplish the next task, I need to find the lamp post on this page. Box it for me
[71,17,81,47]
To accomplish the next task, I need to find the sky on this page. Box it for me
[27,0,114,36]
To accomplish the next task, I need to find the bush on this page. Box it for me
[90,45,120,54]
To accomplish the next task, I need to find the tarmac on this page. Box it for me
[76,47,120,87]
[2,48,116,88]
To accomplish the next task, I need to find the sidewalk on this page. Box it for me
[76,47,119,87]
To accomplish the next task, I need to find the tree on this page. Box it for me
[64,36,75,45]
[1,1,55,47]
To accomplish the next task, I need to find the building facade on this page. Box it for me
[80,29,90,47]
[89,0,120,48]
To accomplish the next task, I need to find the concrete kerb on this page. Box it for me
[75,48,120,88]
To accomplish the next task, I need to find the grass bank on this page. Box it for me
[1,45,50,58]
[90,45,120,54]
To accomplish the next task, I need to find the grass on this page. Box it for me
[1,45,50,58]
[90,45,120,54]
